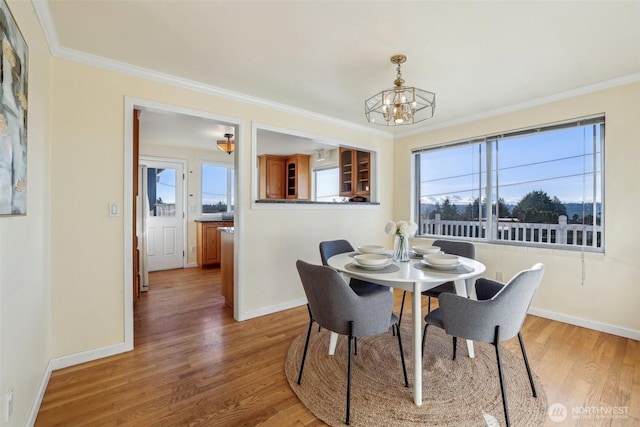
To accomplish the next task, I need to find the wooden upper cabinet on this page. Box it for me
[340,147,370,197]
[259,154,310,200]
[286,154,310,199]
[259,155,287,199]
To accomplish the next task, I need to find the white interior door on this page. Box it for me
[142,158,185,272]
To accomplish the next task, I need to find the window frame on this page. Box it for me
[313,165,340,202]
[200,161,234,216]
[413,115,605,252]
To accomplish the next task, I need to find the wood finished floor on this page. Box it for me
[36,267,639,426]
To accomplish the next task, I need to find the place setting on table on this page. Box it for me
[343,241,475,277]
[345,244,399,274]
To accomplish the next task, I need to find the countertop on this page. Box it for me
[218,227,234,233]
[194,219,234,223]
[255,199,379,205]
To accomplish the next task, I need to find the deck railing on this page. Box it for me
[420,214,602,248]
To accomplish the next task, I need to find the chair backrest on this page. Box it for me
[433,239,475,259]
[296,260,393,337]
[319,240,355,265]
[439,263,544,343]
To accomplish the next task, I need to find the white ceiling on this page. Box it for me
[35,0,640,145]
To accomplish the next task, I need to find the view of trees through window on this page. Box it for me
[415,117,604,249]
[202,163,234,214]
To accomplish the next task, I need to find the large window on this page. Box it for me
[202,163,234,214]
[415,116,604,250]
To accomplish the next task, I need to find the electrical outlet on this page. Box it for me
[190,245,196,253]
[4,386,13,422]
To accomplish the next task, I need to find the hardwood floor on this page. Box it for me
[36,268,639,426]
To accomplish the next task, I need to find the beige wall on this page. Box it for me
[396,83,640,335]
[49,58,394,357]
[1,2,51,426]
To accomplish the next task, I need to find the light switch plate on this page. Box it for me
[109,202,119,217]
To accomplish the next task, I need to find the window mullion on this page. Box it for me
[485,139,494,241]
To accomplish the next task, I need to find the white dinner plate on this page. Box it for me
[421,260,461,270]
[354,260,392,270]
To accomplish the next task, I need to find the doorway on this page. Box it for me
[140,157,187,272]
[124,97,242,349]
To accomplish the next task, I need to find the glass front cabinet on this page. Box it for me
[339,147,370,197]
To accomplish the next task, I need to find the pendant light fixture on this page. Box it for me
[365,54,435,126]
[217,133,235,155]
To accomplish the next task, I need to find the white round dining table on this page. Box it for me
[327,251,486,406]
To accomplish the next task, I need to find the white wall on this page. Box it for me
[395,82,640,338]
[0,2,51,426]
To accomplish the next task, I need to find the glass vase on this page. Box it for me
[393,234,410,262]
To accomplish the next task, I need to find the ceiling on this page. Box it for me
[35,0,640,143]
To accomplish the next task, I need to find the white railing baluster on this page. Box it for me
[419,214,601,248]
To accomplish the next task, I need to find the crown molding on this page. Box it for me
[31,0,391,139]
[396,72,640,138]
[32,1,639,142]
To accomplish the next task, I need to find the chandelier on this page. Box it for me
[217,133,235,155]
[365,54,435,126]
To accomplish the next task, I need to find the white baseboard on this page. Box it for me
[49,341,133,371]
[238,297,307,321]
[528,307,640,341]
[26,341,132,426]
[26,360,53,427]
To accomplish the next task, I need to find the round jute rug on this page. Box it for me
[285,323,547,426]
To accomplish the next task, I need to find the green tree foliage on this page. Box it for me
[429,196,512,221]
[203,202,228,214]
[511,190,566,223]
[441,198,458,220]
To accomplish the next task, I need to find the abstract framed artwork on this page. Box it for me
[0,0,28,216]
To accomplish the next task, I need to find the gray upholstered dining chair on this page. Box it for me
[295,260,408,425]
[320,240,399,340]
[319,239,390,295]
[423,263,544,427]
[398,240,476,324]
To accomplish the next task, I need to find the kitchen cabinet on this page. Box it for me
[286,154,310,199]
[339,147,370,197]
[258,154,310,199]
[258,155,287,199]
[196,221,233,267]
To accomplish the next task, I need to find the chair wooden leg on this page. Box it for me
[395,322,409,387]
[494,325,510,427]
[297,305,314,385]
[346,321,353,425]
[518,332,537,398]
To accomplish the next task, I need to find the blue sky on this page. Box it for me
[419,125,602,206]
[201,165,229,205]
